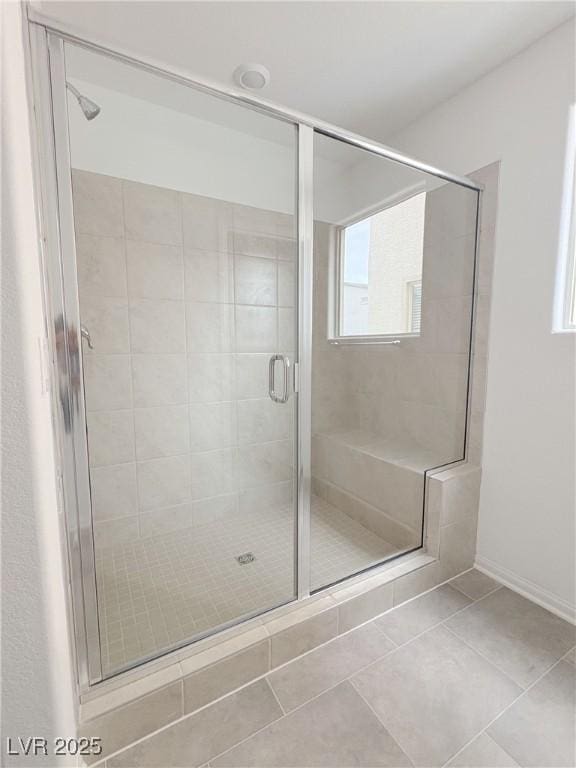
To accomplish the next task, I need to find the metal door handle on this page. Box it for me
[80,324,93,349]
[268,354,290,404]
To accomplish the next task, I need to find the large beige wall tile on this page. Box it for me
[131,354,187,406]
[235,254,277,306]
[277,261,296,307]
[187,301,235,353]
[72,170,123,238]
[188,353,235,403]
[232,202,280,237]
[139,502,193,538]
[182,193,232,252]
[76,234,127,299]
[237,398,291,445]
[123,180,181,246]
[235,353,269,399]
[91,463,138,520]
[235,306,277,352]
[94,516,140,551]
[129,298,186,354]
[184,249,233,303]
[236,441,293,489]
[80,296,130,354]
[134,405,190,460]
[137,455,191,511]
[87,410,135,467]
[189,401,237,451]
[84,354,133,411]
[126,241,184,300]
[190,448,237,499]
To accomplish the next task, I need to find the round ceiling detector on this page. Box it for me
[233,63,270,91]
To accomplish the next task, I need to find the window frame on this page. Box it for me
[406,278,423,334]
[328,188,425,345]
[553,104,576,334]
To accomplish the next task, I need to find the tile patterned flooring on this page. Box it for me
[101,571,575,768]
[96,496,397,674]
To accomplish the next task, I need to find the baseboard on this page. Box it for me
[475,555,576,625]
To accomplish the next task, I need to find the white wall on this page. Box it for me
[68,77,300,215]
[391,19,576,619]
[1,3,77,762]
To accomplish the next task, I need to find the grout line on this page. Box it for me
[265,676,286,716]
[441,729,519,768]
[439,652,571,768]
[348,603,570,768]
[449,568,502,602]
[89,567,484,714]
[371,621,398,647]
[442,623,523,689]
[561,645,576,663]
[361,585,503,656]
[99,614,396,765]
[348,678,415,767]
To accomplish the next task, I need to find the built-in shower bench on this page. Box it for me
[312,429,453,550]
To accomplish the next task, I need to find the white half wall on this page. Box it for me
[391,19,576,620]
[1,3,77,762]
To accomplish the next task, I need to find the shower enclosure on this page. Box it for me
[31,26,480,689]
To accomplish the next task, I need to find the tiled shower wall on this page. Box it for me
[72,170,297,552]
[311,181,478,543]
[312,184,477,456]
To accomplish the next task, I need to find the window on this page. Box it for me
[562,154,576,330]
[335,192,425,340]
[554,104,576,333]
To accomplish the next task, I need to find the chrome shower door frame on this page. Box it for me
[28,10,482,693]
[28,26,103,687]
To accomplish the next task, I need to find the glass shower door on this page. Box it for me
[62,41,299,677]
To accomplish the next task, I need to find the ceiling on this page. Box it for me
[33,1,575,140]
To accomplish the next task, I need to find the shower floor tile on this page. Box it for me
[95,496,398,676]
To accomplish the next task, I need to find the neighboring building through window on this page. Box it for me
[338,192,425,339]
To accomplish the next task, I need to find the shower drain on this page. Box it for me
[235,552,256,565]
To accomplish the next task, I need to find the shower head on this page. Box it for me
[66,82,101,121]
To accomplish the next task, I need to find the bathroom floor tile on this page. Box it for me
[449,569,500,600]
[212,682,411,767]
[445,587,576,688]
[267,622,395,712]
[446,733,519,767]
[351,625,521,767]
[488,660,576,768]
[376,584,471,645]
[108,679,282,767]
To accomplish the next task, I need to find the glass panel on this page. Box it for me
[63,42,298,677]
[312,131,478,591]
